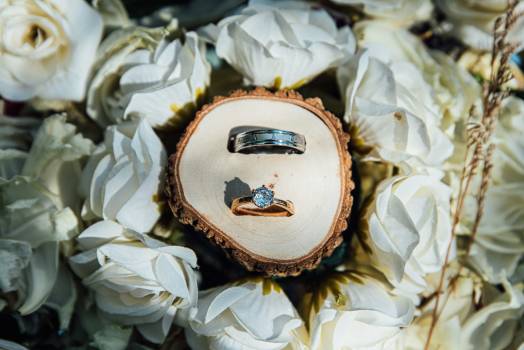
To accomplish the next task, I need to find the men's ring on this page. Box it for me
[231,128,306,154]
[231,185,294,217]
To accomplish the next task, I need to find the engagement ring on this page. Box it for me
[231,185,294,217]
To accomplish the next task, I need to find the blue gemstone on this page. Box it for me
[252,186,274,208]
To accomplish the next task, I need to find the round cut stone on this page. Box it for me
[252,186,274,208]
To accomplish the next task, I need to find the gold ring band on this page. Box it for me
[231,197,295,217]
[230,185,294,217]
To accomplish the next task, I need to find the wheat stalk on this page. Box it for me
[423,1,520,349]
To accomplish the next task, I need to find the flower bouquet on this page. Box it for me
[0,0,523,349]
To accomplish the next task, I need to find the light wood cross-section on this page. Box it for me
[167,88,354,276]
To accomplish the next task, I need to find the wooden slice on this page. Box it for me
[166,88,354,276]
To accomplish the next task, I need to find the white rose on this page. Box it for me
[467,184,524,283]
[353,20,436,69]
[354,21,481,129]
[121,31,210,128]
[491,97,524,185]
[436,0,524,51]
[0,113,93,213]
[0,114,90,316]
[309,272,414,350]
[202,0,355,89]
[86,25,169,127]
[0,176,79,314]
[431,52,482,132]
[330,0,433,27]
[420,261,481,322]
[364,174,452,299]
[460,282,524,350]
[396,312,461,350]
[406,278,524,350]
[0,0,103,101]
[186,279,308,350]
[69,220,199,344]
[21,114,94,211]
[395,263,481,349]
[337,51,453,168]
[80,118,167,233]
[450,97,524,283]
[88,26,211,128]
[0,114,40,179]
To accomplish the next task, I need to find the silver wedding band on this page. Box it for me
[232,129,306,154]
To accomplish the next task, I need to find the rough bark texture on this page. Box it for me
[166,88,354,276]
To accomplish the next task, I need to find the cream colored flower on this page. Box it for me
[354,20,481,130]
[450,97,524,283]
[405,279,524,350]
[21,114,94,211]
[80,119,166,233]
[353,20,435,69]
[431,52,482,132]
[0,176,79,314]
[87,25,211,128]
[337,51,453,168]
[364,174,452,299]
[396,311,461,350]
[186,279,308,350]
[0,115,91,315]
[435,0,524,51]
[392,263,482,349]
[70,220,199,344]
[309,272,414,350]
[460,282,524,350]
[202,0,355,89]
[491,97,524,185]
[467,184,524,283]
[331,0,433,27]
[87,25,169,127]
[0,0,103,101]
[420,261,481,322]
